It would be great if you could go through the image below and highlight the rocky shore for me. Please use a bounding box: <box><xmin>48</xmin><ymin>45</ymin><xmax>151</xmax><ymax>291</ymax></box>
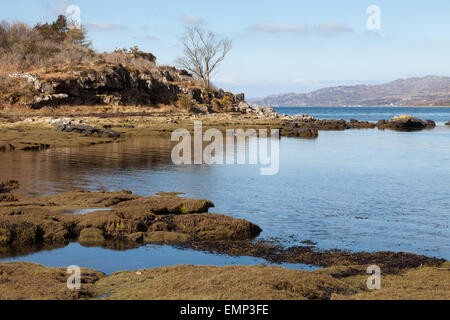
<box><xmin>0</xmin><ymin>187</ymin><xmax>261</xmax><ymax>249</ymax></box>
<box><xmin>0</xmin><ymin>109</ymin><xmax>440</xmax><ymax>153</ymax></box>
<box><xmin>0</xmin><ymin>182</ymin><xmax>448</xmax><ymax>300</ymax></box>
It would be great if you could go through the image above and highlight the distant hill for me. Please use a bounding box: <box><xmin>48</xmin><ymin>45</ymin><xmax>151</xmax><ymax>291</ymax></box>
<box><xmin>252</xmin><ymin>76</ymin><xmax>450</xmax><ymax>107</ymax></box>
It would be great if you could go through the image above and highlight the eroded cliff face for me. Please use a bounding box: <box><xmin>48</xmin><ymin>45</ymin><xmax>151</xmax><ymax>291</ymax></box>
<box><xmin>5</xmin><ymin>63</ymin><xmax>245</xmax><ymax>111</ymax></box>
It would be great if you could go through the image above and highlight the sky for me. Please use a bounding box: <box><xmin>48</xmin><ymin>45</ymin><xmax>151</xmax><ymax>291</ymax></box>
<box><xmin>1</xmin><ymin>0</ymin><xmax>450</xmax><ymax>98</ymax></box>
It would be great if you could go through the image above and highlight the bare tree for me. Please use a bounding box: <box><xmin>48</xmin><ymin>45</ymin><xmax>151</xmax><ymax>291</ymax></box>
<box><xmin>176</xmin><ymin>27</ymin><xmax>232</xmax><ymax>88</ymax></box>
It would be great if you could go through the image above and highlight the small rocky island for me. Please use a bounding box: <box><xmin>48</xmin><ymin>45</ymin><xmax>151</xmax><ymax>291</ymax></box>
<box><xmin>0</xmin><ymin>183</ymin><xmax>261</xmax><ymax>248</ymax></box>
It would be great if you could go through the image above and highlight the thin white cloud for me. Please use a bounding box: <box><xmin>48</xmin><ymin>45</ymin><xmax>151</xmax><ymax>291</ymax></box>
<box><xmin>250</xmin><ymin>22</ymin><xmax>308</xmax><ymax>34</ymax></box>
<box><xmin>143</xmin><ymin>35</ymin><xmax>159</xmax><ymax>41</ymax></box>
<box><xmin>314</xmin><ymin>22</ymin><xmax>353</xmax><ymax>36</ymax></box>
<box><xmin>86</xmin><ymin>22</ymin><xmax>127</xmax><ymax>31</ymax></box>
<box><xmin>250</xmin><ymin>21</ymin><xmax>352</xmax><ymax>37</ymax></box>
<box><xmin>181</xmin><ymin>14</ymin><xmax>204</xmax><ymax>25</ymax></box>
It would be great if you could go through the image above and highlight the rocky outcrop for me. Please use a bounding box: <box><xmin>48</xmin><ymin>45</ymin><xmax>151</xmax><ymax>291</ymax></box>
<box><xmin>0</xmin><ymin>190</ymin><xmax>262</xmax><ymax>248</ymax></box>
<box><xmin>376</xmin><ymin>116</ymin><xmax>436</xmax><ymax>131</ymax></box>
<box><xmin>281</xmin><ymin>124</ymin><xmax>319</xmax><ymax>139</ymax></box>
<box><xmin>7</xmin><ymin>64</ymin><xmax>246</xmax><ymax>112</ymax></box>
<box><xmin>50</xmin><ymin>118</ymin><xmax>121</xmax><ymax>138</ymax></box>
<box><xmin>445</xmin><ymin>121</ymin><xmax>450</xmax><ymax>126</ymax></box>
<box><xmin>233</xmin><ymin>102</ymin><xmax>278</xmax><ymax>118</ymax></box>
<box><xmin>283</xmin><ymin>117</ymin><xmax>376</xmax><ymax>132</ymax></box>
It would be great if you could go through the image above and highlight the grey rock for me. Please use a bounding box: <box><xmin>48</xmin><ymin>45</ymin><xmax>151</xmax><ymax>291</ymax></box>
<box><xmin>377</xmin><ymin>116</ymin><xmax>436</xmax><ymax>131</ymax></box>
<box><xmin>52</xmin><ymin>118</ymin><xmax>121</xmax><ymax>138</ymax></box>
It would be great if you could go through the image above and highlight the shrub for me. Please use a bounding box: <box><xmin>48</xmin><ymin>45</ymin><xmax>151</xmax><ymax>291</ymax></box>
<box><xmin>0</xmin><ymin>16</ymin><xmax>93</xmax><ymax>73</ymax></box>
<box><xmin>102</xmin><ymin>46</ymin><xmax>156</xmax><ymax>72</ymax></box>
<box><xmin>177</xmin><ymin>93</ymin><xmax>194</xmax><ymax>111</ymax></box>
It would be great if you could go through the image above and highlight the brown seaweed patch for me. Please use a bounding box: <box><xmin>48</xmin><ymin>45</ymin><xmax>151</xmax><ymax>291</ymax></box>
<box><xmin>180</xmin><ymin>240</ymin><xmax>445</xmax><ymax>274</ymax></box>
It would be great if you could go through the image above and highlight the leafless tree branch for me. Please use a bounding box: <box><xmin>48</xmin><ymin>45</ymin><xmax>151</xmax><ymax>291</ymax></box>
<box><xmin>176</xmin><ymin>27</ymin><xmax>232</xmax><ymax>88</ymax></box>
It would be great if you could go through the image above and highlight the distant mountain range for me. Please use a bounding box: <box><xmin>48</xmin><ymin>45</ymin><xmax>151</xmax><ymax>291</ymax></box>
<box><xmin>251</xmin><ymin>76</ymin><xmax>450</xmax><ymax>107</ymax></box>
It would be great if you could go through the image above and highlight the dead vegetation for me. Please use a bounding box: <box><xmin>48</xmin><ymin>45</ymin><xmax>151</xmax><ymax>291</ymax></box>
<box><xmin>0</xmin><ymin>262</ymin><xmax>448</xmax><ymax>300</ymax></box>
<box><xmin>0</xmin><ymin>16</ymin><xmax>93</xmax><ymax>74</ymax></box>
<box><xmin>0</xmin><ymin>262</ymin><xmax>103</xmax><ymax>300</ymax></box>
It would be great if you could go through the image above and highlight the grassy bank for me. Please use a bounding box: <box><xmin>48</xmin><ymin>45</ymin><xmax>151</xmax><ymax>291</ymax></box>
<box><xmin>0</xmin><ymin>262</ymin><xmax>448</xmax><ymax>300</ymax></box>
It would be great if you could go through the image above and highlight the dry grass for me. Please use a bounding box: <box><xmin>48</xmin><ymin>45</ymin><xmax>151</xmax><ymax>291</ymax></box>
<box><xmin>0</xmin><ymin>262</ymin><xmax>103</xmax><ymax>300</ymax></box>
<box><xmin>95</xmin><ymin>265</ymin><xmax>352</xmax><ymax>300</ymax></box>
<box><xmin>0</xmin><ymin>262</ymin><xmax>448</xmax><ymax>300</ymax></box>
<box><xmin>0</xmin><ymin>21</ymin><xmax>95</xmax><ymax>74</ymax></box>
<box><xmin>333</xmin><ymin>262</ymin><xmax>450</xmax><ymax>300</ymax></box>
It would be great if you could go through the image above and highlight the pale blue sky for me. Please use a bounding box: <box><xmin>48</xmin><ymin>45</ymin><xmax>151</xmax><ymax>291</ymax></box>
<box><xmin>2</xmin><ymin>0</ymin><xmax>450</xmax><ymax>97</ymax></box>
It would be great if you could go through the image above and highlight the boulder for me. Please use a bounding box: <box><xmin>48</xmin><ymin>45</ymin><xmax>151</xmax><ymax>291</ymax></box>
<box><xmin>232</xmin><ymin>102</ymin><xmax>278</xmax><ymax>118</ymax></box>
<box><xmin>292</xmin><ymin>114</ymin><xmax>318</xmax><ymax>123</ymax></box>
<box><xmin>52</xmin><ymin>118</ymin><xmax>121</xmax><ymax>138</ymax></box>
<box><xmin>235</xmin><ymin>93</ymin><xmax>245</xmax><ymax>102</ymax></box>
<box><xmin>284</xmin><ymin>117</ymin><xmax>376</xmax><ymax>131</ymax></box>
<box><xmin>377</xmin><ymin>116</ymin><xmax>436</xmax><ymax>131</ymax></box>
<box><xmin>259</xmin><ymin>107</ymin><xmax>277</xmax><ymax>118</ymax></box>
<box><xmin>190</xmin><ymin>105</ymin><xmax>209</xmax><ymax>115</ymax></box>
<box><xmin>282</xmin><ymin>125</ymin><xmax>319</xmax><ymax>139</ymax></box>
<box><xmin>31</xmin><ymin>94</ymin><xmax>70</xmax><ymax>109</ymax></box>
<box><xmin>235</xmin><ymin>102</ymin><xmax>252</xmax><ymax>113</ymax></box>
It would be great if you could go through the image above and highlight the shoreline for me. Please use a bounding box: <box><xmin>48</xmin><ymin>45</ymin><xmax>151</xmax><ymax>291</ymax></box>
<box><xmin>272</xmin><ymin>105</ymin><xmax>450</xmax><ymax>108</ymax></box>
<box><xmin>0</xmin><ymin>107</ymin><xmax>443</xmax><ymax>152</ymax></box>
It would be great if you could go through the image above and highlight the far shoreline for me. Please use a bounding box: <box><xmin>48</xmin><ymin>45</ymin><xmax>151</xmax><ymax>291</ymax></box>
<box><xmin>272</xmin><ymin>105</ymin><xmax>450</xmax><ymax>108</ymax></box>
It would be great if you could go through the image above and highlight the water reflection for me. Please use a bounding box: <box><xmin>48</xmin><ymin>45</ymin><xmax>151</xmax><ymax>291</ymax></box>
<box><xmin>0</xmin><ymin>137</ymin><xmax>178</xmax><ymax>196</ymax></box>
<box><xmin>0</xmin><ymin>242</ymin><xmax>318</xmax><ymax>274</ymax></box>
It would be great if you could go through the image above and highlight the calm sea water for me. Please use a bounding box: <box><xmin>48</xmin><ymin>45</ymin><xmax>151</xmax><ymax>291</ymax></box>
<box><xmin>274</xmin><ymin>106</ymin><xmax>450</xmax><ymax>124</ymax></box>
<box><xmin>0</xmin><ymin>107</ymin><xmax>449</xmax><ymax>272</ymax></box>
